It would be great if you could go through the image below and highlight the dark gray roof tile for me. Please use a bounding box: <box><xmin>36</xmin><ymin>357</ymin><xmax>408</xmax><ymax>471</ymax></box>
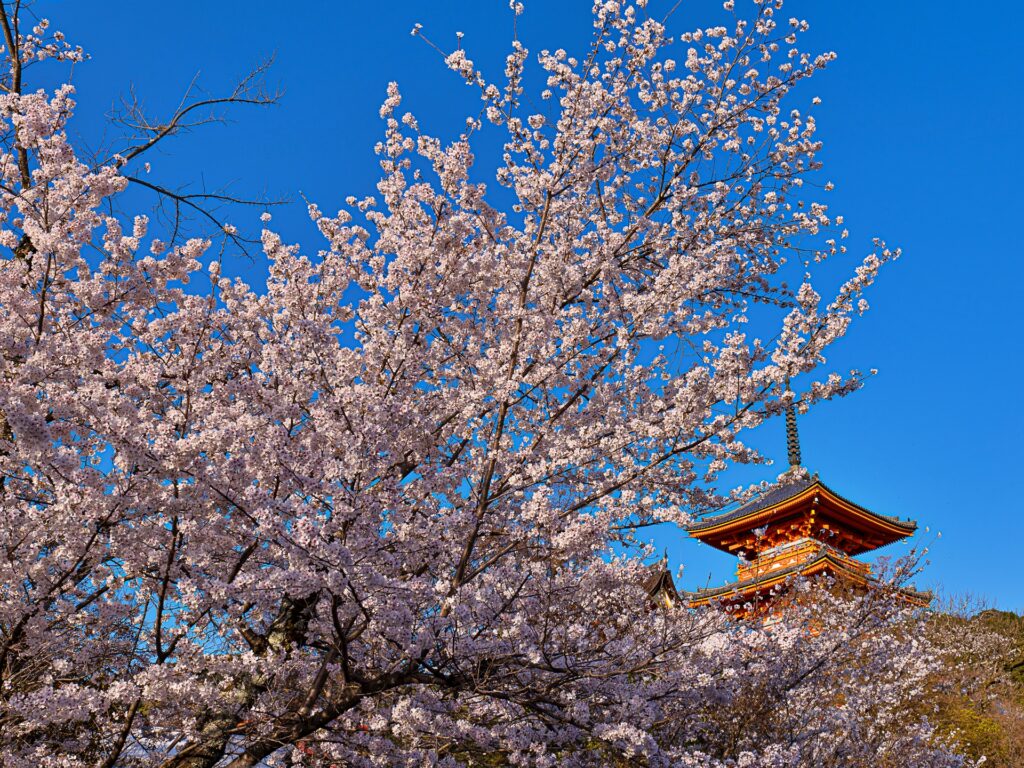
<box><xmin>686</xmin><ymin>475</ymin><xmax>916</xmax><ymax>533</ymax></box>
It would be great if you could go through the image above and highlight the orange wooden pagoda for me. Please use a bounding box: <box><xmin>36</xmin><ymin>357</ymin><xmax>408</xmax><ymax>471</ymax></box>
<box><xmin>684</xmin><ymin>402</ymin><xmax>928</xmax><ymax>611</ymax></box>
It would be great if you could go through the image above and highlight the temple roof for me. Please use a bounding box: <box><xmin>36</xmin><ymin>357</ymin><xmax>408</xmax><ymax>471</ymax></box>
<box><xmin>689</xmin><ymin>475</ymin><xmax>819</xmax><ymax>531</ymax></box>
<box><xmin>642</xmin><ymin>559</ymin><xmax>679</xmax><ymax>606</ymax></box>
<box><xmin>686</xmin><ymin>548</ymin><xmax>931</xmax><ymax>607</ymax></box>
<box><xmin>687</xmin><ymin>475</ymin><xmax>916</xmax><ymax>538</ymax></box>
<box><xmin>688</xmin><ymin>548</ymin><xmax>861</xmax><ymax>602</ymax></box>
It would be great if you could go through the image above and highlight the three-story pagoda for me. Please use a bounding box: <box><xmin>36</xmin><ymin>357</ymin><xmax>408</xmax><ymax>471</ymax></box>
<box><xmin>685</xmin><ymin>401</ymin><xmax>927</xmax><ymax>611</ymax></box>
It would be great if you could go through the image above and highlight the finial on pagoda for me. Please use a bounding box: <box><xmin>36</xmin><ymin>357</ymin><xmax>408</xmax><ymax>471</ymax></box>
<box><xmin>785</xmin><ymin>381</ymin><xmax>801</xmax><ymax>468</ymax></box>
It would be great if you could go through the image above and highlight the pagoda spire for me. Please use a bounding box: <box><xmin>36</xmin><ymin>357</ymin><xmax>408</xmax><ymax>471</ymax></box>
<box><xmin>785</xmin><ymin>382</ymin><xmax>801</xmax><ymax>468</ymax></box>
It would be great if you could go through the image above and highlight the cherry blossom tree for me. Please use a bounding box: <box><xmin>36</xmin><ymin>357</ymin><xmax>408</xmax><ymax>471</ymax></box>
<box><xmin>0</xmin><ymin>1</ymin><xmax>973</xmax><ymax>765</ymax></box>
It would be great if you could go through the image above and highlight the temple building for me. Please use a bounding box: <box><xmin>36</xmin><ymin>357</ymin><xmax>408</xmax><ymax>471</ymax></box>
<box><xmin>642</xmin><ymin>555</ymin><xmax>680</xmax><ymax>609</ymax></box>
<box><xmin>681</xmin><ymin>399</ymin><xmax>929</xmax><ymax>612</ymax></box>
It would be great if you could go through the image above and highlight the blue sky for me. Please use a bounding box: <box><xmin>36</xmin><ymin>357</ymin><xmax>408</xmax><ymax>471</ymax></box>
<box><xmin>46</xmin><ymin>1</ymin><xmax>1023</xmax><ymax>611</ymax></box>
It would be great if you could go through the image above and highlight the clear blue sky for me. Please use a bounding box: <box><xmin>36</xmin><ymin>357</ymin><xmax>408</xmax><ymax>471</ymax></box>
<box><xmin>46</xmin><ymin>1</ymin><xmax>1023</xmax><ymax>611</ymax></box>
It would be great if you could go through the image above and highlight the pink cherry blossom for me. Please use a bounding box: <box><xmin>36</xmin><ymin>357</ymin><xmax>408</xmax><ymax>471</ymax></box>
<box><xmin>0</xmin><ymin>3</ymin><xmax>973</xmax><ymax>767</ymax></box>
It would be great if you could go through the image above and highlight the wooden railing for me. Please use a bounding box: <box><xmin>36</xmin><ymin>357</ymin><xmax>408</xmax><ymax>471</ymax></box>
<box><xmin>736</xmin><ymin>539</ymin><xmax>871</xmax><ymax>582</ymax></box>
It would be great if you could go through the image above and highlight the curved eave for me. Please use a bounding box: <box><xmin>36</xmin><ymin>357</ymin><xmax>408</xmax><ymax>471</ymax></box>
<box><xmin>687</xmin><ymin>481</ymin><xmax>916</xmax><ymax>551</ymax></box>
<box><xmin>686</xmin><ymin>552</ymin><xmax>862</xmax><ymax>606</ymax></box>
<box><xmin>686</xmin><ymin>553</ymin><xmax>930</xmax><ymax>609</ymax></box>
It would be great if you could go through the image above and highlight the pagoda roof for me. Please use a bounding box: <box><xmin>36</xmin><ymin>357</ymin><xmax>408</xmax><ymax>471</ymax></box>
<box><xmin>641</xmin><ymin>560</ymin><xmax>679</xmax><ymax>608</ymax></box>
<box><xmin>686</xmin><ymin>548</ymin><xmax>931</xmax><ymax>608</ymax></box>
<box><xmin>687</xmin><ymin>475</ymin><xmax>916</xmax><ymax>545</ymax></box>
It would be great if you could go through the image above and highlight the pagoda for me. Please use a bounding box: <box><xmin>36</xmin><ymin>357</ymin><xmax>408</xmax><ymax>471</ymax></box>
<box><xmin>685</xmin><ymin>399</ymin><xmax>928</xmax><ymax>612</ymax></box>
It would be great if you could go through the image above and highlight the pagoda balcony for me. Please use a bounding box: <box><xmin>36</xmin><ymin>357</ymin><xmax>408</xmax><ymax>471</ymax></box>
<box><xmin>735</xmin><ymin>538</ymin><xmax>871</xmax><ymax>583</ymax></box>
